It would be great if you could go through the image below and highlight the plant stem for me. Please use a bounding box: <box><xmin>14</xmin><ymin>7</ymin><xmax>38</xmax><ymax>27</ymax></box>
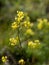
<box><xmin>17</xmin><ymin>25</ymin><xmax>21</xmax><ymax>46</ymax></box>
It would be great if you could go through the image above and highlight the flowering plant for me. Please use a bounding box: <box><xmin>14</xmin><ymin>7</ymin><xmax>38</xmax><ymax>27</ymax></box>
<box><xmin>1</xmin><ymin>11</ymin><xmax>49</xmax><ymax>65</ymax></box>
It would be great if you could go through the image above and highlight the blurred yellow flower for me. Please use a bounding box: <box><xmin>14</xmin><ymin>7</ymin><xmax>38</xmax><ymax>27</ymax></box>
<box><xmin>2</xmin><ymin>56</ymin><xmax>8</xmax><ymax>63</ymax></box>
<box><xmin>23</xmin><ymin>21</ymin><xmax>31</xmax><ymax>27</ymax></box>
<box><xmin>37</xmin><ymin>22</ymin><xmax>43</xmax><ymax>30</ymax></box>
<box><xmin>25</xmin><ymin>29</ymin><xmax>34</xmax><ymax>35</ymax></box>
<box><xmin>43</xmin><ymin>18</ymin><xmax>48</xmax><ymax>23</ymax></box>
<box><xmin>34</xmin><ymin>40</ymin><xmax>40</xmax><ymax>45</ymax></box>
<box><xmin>17</xmin><ymin>11</ymin><xmax>24</xmax><ymax>21</ymax></box>
<box><xmin>11</xmin><ymin>22</ymin><xmax>18</xmax><ymax>29</ymax></box>
<box><xmin>28</xmin><ymin>40</ymin><xmax>40</xmax><ymax>48</ymax></box>
<box><xmin>18</xmin><ymin>59</ymin><xmax>25</xmax><ymax>65</ymax></box>
<box><xmin>34</xmin><ymin>40</ymin><xmax>39</xmax><ymax>43</ymax></box>
<box><xmin>9</xmin><ymin>37</ymin><xmax>19</xmax><ymax>46</ymax></box>
<box><xmin>28</xmin><ymin>41</ymin><xmax>36</xmax><ymax>48</ymax></box>
<box><xmin>37</xmin><ymin>18</ymin><xmax>48</xmax><ymax>30</ymax></box>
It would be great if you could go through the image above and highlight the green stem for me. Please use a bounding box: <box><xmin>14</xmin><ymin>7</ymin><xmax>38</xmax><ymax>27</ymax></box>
<box><xmin>17</xmin><ymin>25</ymin><xmax>21</xmax><ymax>46</ymax></box>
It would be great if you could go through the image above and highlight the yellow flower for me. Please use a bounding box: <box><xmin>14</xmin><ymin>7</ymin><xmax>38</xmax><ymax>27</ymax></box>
<box><xmin>25</xmin><ymin>29</ymin><xmax>34</xmax><ymax>35</ymax></box>
<box><xmin>28</xmin><ymin>41</ymin><xmax>36</xmax><ymax>48</ymax></box>
<box><xmin>17</xmin><ymin>11</ymin><xmax>24</xmax><ymax>21</ymax></box>
<box><xmin>23</xmin><ymin>21</ymin><xmax>31</xmax><ymax>27</ymax></box>
<box><xmin>37</xmin><ymin>19</ymin><xmax>43</xmax><ymax>30</ymax></box>
<box><xmin>18</xmin><ymin>59</ymin><xmax>25</xmax><ymax>65</ymax></box>
<box><xmin>34</xmin><ymin>40</ymin><xmax>40</xmax><ymax>45</ymax></box>
<box><xmin>28</xmin><ymin>41</ymin><xmax>40</xmax><ymax>48</ymax></box>
<box><xmin>34</xmin><ymin>40</ymin><xmax>39</xmax><ymax>43</ymax></box>
<box><xmin>28</xmin><ymin>41</ymin><xmax>33</xmax><ymax>46</ymax></box>
<box><xmin>2</xmin><ymin>56</ymin><xmax>8</xmax><ymax>63</ymax></box>
<box><xmin>11</xmin><ymin>22</ymin><xmax>18</xmax><ymax>29</ymax></box>
<box><xmin>43</xmin><ymin>18</ymin><xmax>48</xmax><ymax>23</ymax></box>
<box><xmin>9</xmin><ymin>37</ymin><xmax>19</xmax><ymax>46</ymax></box>
<box><xmin>37</xmin><ymin>18</ymin><xmax>48</xmax><ymax>30</ymax></box>
<box><xmin>37</xmin><ymin>22</ymin><xmax>43</xmax><ymax>30</ymax></box>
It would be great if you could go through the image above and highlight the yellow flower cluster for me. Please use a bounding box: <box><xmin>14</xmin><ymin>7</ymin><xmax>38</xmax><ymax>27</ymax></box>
<box><xmin>23</xmin><ymin>20</ymin><xmax>34</xmax><ymax>28</ymax></box>
<box><xmin>9</xmin><ymin>37</ymin><xmax>19</xmax><ymax>46</ymax></box>
<box><xmin>23</xmin><ymin>21</ymin><xmax>31</xmax><ymax>27</ymax></box>
<box><xmin>11</xmin><ymin>22</ymin><xmax>18</xmax><ymax>29</ymax></box>
<box><xmin>2</xmin><ymin>56</ymin><xmax>8</xmax><ymax>63</ymax></box>
<box><xmin>43</xmin><ymin>18</ymin><xmax>48</xmax><ymax>23</ymax></box>
<box><xmin>28</xmin><ymin>40</ymin><xmax>40</xmax><ymax>48</ymax></box>
<box><xmin>25</xmin><ymin>29</ymin><xmax>34</xmax><ymax>35</ymax></box>
<box><xmin>11</xmin><ymin>11</ymin><xmax>24</xmax><ymax>30</ymax></box>
<box><xmin>28</xmin><ymin>41</ymin><xmax>36</xmax><ymax>48</ymax></box>
<box><xmin>37</xmin><ymin>19</ymin><xmax>43</xmax><ymax>30</ymax></box>
<box><xmin>18</xmin><ymin>59</ymin><xmax>25</xmax><ymax>65</ymax></box>
<box><xmin>17</xmin><ymin>11</ymin><xmax>24</xmax><ymax>22</ymax></box>
<box><xmin>37</xmin><ymin>18</ymin><xmax>48</xmax><ymax>30</ymax></box>
<box><xmin>34</xmin><ymin>40</ymin><xmax>40</xmax><ymax>43</ymax></box>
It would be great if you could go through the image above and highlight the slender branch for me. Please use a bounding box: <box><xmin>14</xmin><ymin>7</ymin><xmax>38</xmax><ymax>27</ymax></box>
<box><xmin>17</xmin><ymin>24</ymin><xmax>21</xmax><ymax>47</ymax></box>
